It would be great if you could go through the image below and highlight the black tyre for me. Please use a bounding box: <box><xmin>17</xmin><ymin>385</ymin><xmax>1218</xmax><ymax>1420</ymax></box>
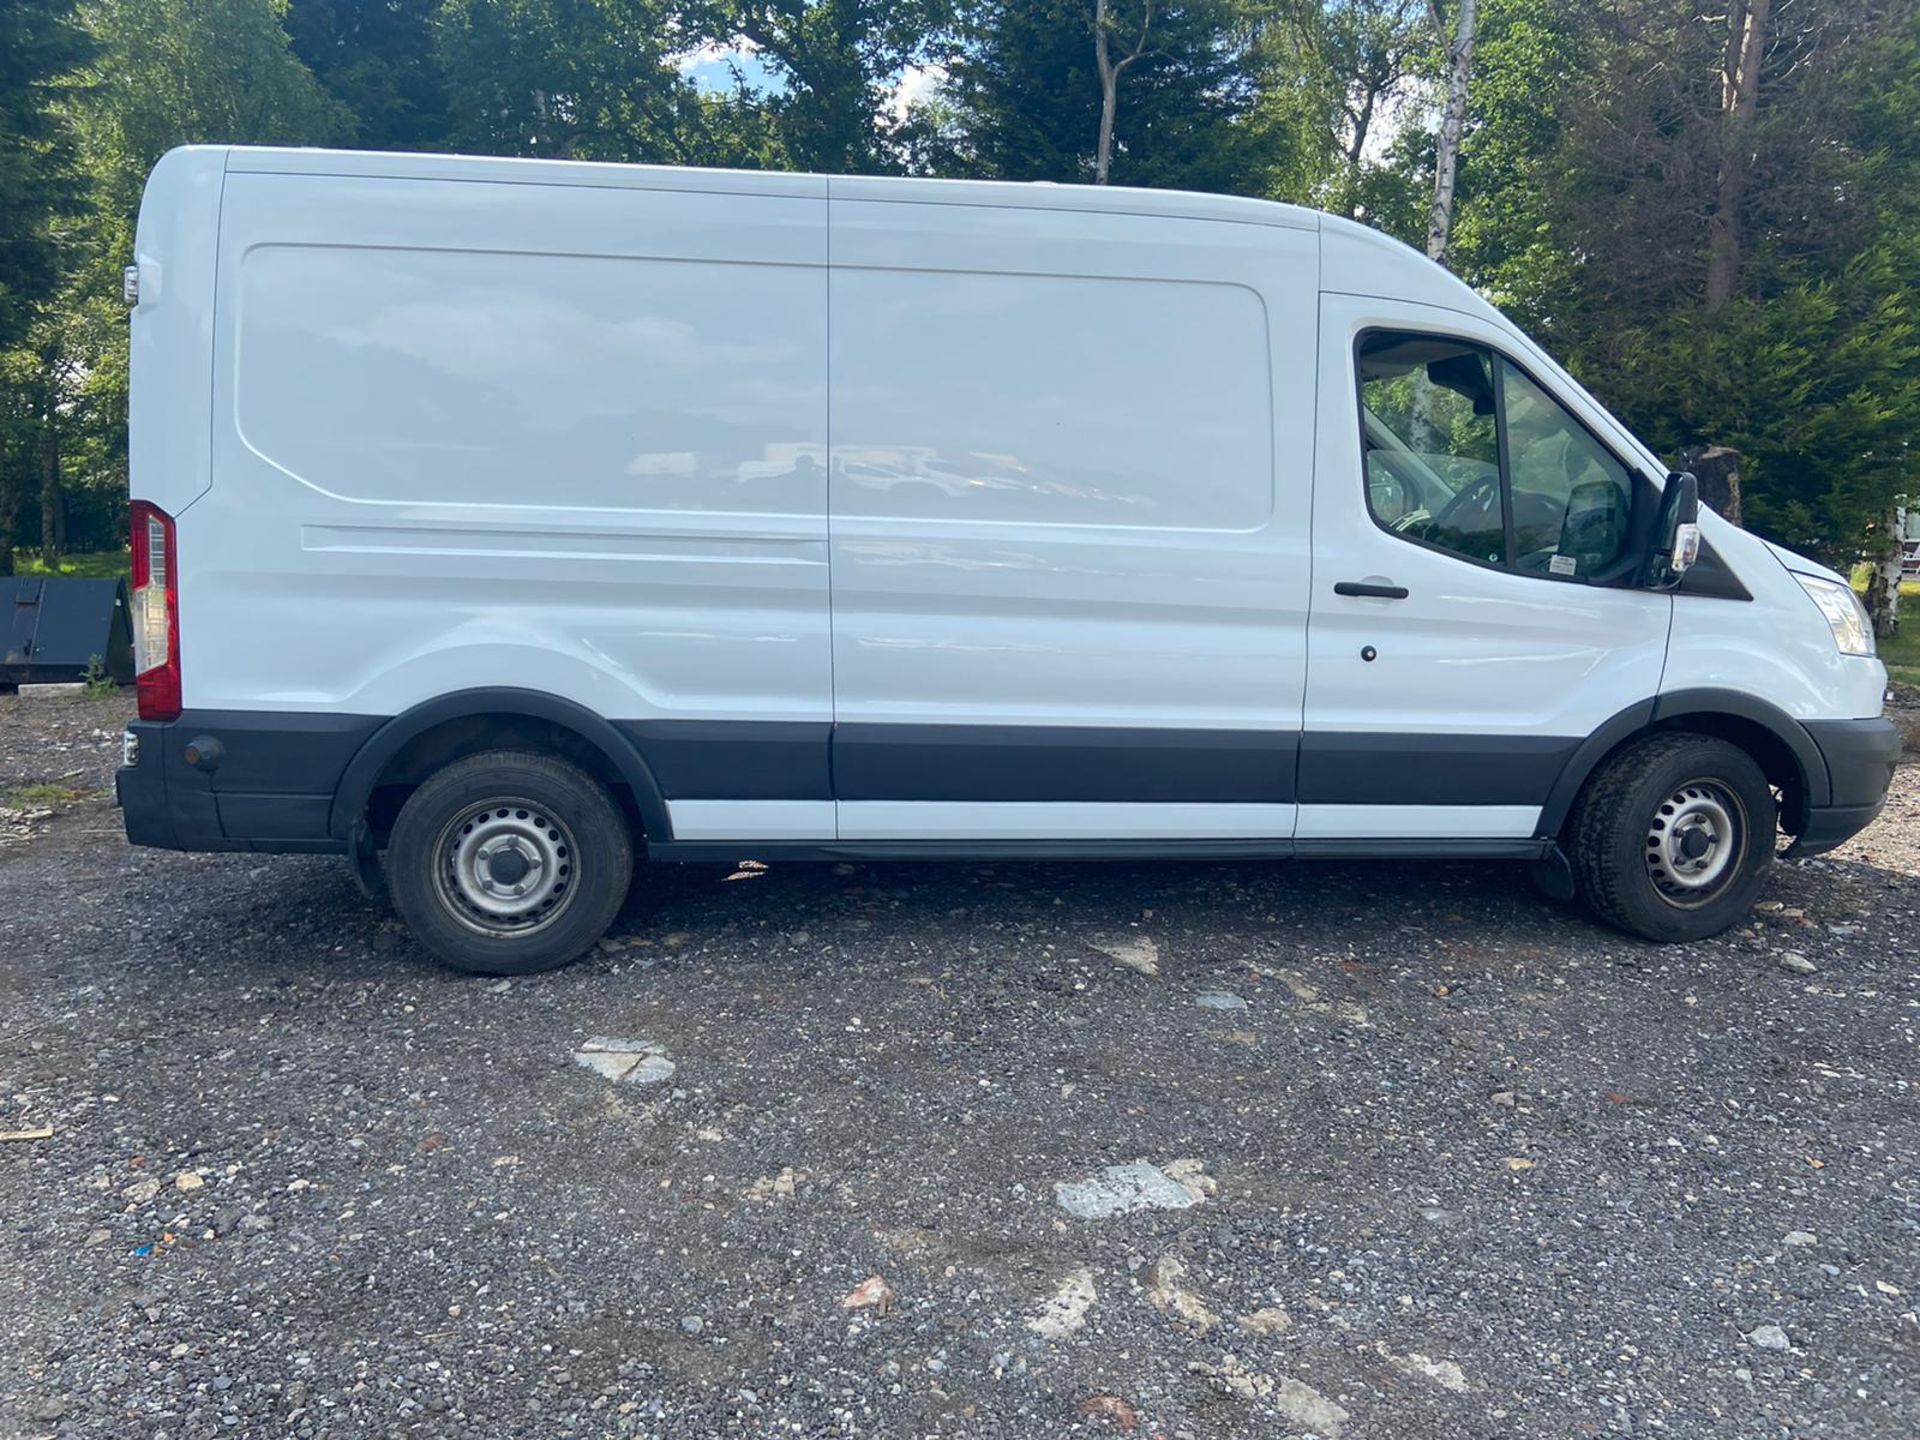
<box><xmin>387</xmin><ymin>750</ymin><xmax>632</xmax><ymax>975</ymax></box>
<box><xmin>1568</xmin><ymin>733</ymin><xmax>1775</xmax><ymax>942</ymax></box>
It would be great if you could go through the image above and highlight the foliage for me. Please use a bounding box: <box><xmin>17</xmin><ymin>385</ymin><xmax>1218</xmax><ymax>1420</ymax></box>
<box><xmin>77</xmin><ymin>0</ymin><xmax>354</xmax><ymax>221</ymax></box>
<box><xmin>733</xmin><ymin>0</ymin><xmax>955</xmax><ymax>172</ymax></box>
<box><xmin>0</xmin><ymin>0</ymin><xmax>1915</xmax><ymax>574</ymax></box>
<box><xmin>81</xmin><ymin>651</ymin><xmax>117</xmax><ymax>696</ymax></box>
<box><xmin>1445</xmin><ymin>0</ymin><xmax>1920</xmax><ymax>568</ymax></box>
<box><xmin>0</xmin><ymin>0</ymin><xmax>95</xmax><ymax>573</ymax></box>
<box><xmin>0</xmin><ymin>0</ymin><xmax>355</xmax><ymax>573</ymax></box>
<box><xmin>286</xmin><ymin>0</ymin><xmax>452</xmax><ymax>150</ymax></box>
<box><xmin>940</xmin><ymin>0</ymin><xmax>1279</xmax><ymax>194</ymax></box>
<box><xmin>0</xmin><ymin>0</ymin><xmax>95</xmax><ymax>352</ymax></box>
<box><xmin>435</xmin><ymin>0</ymin><xmax>715</xmax><ymax>162</ymax></box>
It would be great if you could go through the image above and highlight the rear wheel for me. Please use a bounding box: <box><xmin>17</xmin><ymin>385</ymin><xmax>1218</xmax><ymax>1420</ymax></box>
<box><xmin>387</xmin><ymin>750</ymin><xmax>632</xmax><ymax>975</ymax></box>
<box><xmin>1568</xmin><ymin>733</ymin><xmax>1775</xmax><ymax>942</ymax></box>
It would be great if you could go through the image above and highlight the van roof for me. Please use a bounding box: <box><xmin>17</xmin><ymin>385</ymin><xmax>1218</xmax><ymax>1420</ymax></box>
<box><xmin>219</xmin><ymin>145</ymin><xmax>1321</xmax><ymax>232</ymax></box>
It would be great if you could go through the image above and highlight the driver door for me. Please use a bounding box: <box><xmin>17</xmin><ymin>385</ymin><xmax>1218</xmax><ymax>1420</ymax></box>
<box><xmin>1299</xmin><ymin>294</ymin><xmax>1672</xmax><ymax>841</ymax></box>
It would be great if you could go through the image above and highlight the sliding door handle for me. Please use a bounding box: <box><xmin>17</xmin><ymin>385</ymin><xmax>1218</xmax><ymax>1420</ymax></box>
<box><xmin>1333</xmin><ymin>581</ymin><xmax>1409</xmax><ymax>599</ymax></box>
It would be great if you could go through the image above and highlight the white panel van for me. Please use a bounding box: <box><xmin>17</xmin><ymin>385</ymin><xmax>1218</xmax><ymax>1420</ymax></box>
<box><xmin>115</xmin><ymin>146</ymin><xmax>1900</xmax><ymax>974</ymax></box>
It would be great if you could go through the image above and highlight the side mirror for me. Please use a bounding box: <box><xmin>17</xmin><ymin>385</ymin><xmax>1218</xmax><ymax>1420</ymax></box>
<box><xmin>1643</xmin><ymin>471</ymin><xmax>1700</xmax><ymax>589</ymax></box>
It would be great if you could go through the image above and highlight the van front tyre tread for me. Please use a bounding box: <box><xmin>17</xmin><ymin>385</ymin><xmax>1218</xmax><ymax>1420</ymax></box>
<box><xmin>387</xmin><ymin>750</ymin><xmax>632</xmax><ymax>975</ymax></box>
<box><xmin>1569</xmin><ymin>733</ymin><xmax>1774</xmax><ymax>943</ymax></box>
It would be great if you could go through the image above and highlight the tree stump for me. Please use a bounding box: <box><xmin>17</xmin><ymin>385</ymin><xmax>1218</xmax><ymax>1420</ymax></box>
<box><xmin>1684</xmin><ymin>446</ymin><xmax>1743</xmax><ymax>526</ymax></box>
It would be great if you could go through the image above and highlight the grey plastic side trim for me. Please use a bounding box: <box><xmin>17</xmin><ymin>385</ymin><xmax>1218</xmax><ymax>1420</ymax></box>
<box><xmin>1534</xmin><ymin>700</ymin><xmax>1658</xmax><ymax>837</ymax></box>
<box><xmin>1533</xmin><ymin>689</ymin><xmax>1830</xmax><ymax>839</ymax></box>
<box><xmin>329</xmin><ymin>688</ymin><xmax>673</xmax><ymax>844</ymax></box>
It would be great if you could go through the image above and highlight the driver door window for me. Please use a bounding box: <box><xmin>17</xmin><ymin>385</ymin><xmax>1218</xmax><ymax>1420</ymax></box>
<box><xmin>1358</xmin><ymin>331</ymin><xmax>1634</xmax><ymax>580</ymax></box>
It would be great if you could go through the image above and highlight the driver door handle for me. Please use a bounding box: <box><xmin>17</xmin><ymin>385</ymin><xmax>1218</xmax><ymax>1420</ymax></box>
<box><xmin>1334</xmin><ymin>581</ymin><xmax>1410</xmax><ymax>599</ymax></box>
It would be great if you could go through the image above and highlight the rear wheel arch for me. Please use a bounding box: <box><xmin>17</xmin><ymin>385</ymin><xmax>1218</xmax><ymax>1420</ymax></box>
<box><xmin>329</xmin><ymin>689</ymin><xmax>669</xmax><ymax>847</ymax></box>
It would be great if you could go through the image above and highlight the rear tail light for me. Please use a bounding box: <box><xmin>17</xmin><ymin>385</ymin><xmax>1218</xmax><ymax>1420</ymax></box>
<box><xmin>129</xmin><ymin>499</ymin><xmax>181</xmax><ymax>720</ymax></box>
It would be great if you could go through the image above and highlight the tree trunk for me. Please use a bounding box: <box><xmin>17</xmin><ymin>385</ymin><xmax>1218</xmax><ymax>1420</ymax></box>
<box><xmin>1094</xmin><ymin>0</ymin><xmax>1151</xmax><ymax>185</ymax></box>
<box><xmin>1344</xmin><ymin>83</ymin><xmax>1379</xmax><ymax>214</ymax></box>
<box><xmin>1095</xmin><ymin>2</ymin><xmax>1116</xmax><ymax>185</ymax></box>
<box><xmin>1706</xmin><ymin>0</ymin><xmax>1769</xmax><ymax>311</ymax></box>
<box><xmin>1865</xmin><ymin>502</ymin><xmax>1907</xmax><ymax>641</ymax></box>
<box><xmin>0</xmin><ymin>439</ymin><xmax>20</xmax><ymax>578</ymax></box>
<box><xmin>38</xmin><ymin>372</ymin><xmax>64</xmax><ymax>565</ymax></box>
<box><xmin>1684</xmin><ymin>445</ymin><xmax>1744</xmax><ymax>527</ymax></box>
<box><xmin>1426</xmin><ymin>0</ymin><xmax>1477</xmax><ymax>265</ymax></box>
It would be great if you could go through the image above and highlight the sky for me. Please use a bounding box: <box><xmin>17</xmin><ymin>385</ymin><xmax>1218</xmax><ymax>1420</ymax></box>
<box><xmin>675</xmin><ymin>41</ymin><xmax>783</xmax><ymax>95</ymax></box>
<box><xmin>675</xmin><ymin>42</ymin><xmax>945</xmax><ymax>123</ymax></box>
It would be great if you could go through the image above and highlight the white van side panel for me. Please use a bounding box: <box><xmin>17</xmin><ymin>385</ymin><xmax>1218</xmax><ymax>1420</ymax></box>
<box><xmin>1666</xmin><ymin>512</ymin><xmax>1888</xmax><ymax>720</ymax></box>
<box><xmin>190</xmin><ymin>171</ymin><xmax>832</xmax><ymax>740</ymax></box>
<box><xmin>828</xmin><ymin>195</ymin><xmax>1318</xmax><ymax>838</ymax></box>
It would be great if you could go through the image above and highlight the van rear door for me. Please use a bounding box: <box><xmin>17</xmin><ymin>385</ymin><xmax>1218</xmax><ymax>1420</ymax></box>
<box><xmin>129</xmin><ymin>146</ymin><xmax>227</xmax><ymax>519</ymax></box>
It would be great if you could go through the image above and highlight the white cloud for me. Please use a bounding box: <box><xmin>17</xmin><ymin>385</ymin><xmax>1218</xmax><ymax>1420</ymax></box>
<box><xmin>670</xmin><ymin>39</ymin><xmax>762</xmax><ymax>77</ymax></box>
<box><xmin>886</xmin><ymin>64</ymin><xmax>947</xmax><ymax>125</ymax></box>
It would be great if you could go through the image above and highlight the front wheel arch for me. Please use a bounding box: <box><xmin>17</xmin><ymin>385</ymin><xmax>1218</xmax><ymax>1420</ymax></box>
<box><xmin>1537</xmin><ymin>692</ymin><xmax>1825</xmax><ymax>841</ymax></box>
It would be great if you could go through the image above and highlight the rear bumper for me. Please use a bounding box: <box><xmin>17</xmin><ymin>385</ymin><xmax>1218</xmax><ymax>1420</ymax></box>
<box><xmin>1788</xmin><ymin>717</ymin><xmax>1903</xmax><ymax>856</ymax></box>
<box><xmin>116</xmin><ymin>711</ymin><xmax>380</xmax><ymax>854</ymax></box>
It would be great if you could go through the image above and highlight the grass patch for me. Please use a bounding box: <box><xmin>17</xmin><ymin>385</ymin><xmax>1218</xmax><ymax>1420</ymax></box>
<box><xmin>1841</xmin><ymin>566</ymin><xmax>1920</xmax><ymax>684</ymax></box>
<box><xmin>1877</xmin><ymin>624</ymin><xmax>1920</xmax><ymax>689</ymax></box>
<box><xmin>3</xmin><ymin>782</ymin><xmax>93</xmax><ymax>809</ymax></box>
<box><xmin>15</xmin><ymin>550</ymin><xmax>131</xmax><ymax>583</ymax></box>
<box><xmin>1847</xmin><ymin>562</ymin><xmax>1920</xmax><ymax>599</ymax></box>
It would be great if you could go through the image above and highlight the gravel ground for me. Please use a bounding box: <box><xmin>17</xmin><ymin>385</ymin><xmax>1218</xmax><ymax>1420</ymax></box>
<box><xmin>2</xmin><ymin>693</ymin><xmax>1916</xmax><ymax>1439</ymax></box>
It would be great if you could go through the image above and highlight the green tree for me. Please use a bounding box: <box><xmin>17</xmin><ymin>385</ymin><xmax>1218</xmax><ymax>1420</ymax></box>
<box><xmin>1322</xmin><ymin>0</ymin><xmax>1426</xmax><ymax>216</ymax></box>
<box><xmin>731</xmin><ymin>0</ymin><xmax>955</xmax><ymax>173</ymax></box>
<box><xmin>1438</xmin><ymin>0</ymin><xmax>1583</xmax><ymax>317</ymax></box>
<box><xmin>434</xmin><ymin>0</ymin><xmax>774</xmax><ymax>166</ymax></box>
<box><xmin>14</xmin><ymin>0</ymin><xmax>352</xmax><ymax>569</ymax></box>
<box><xmin>1442</xmin><ymin>0</ymin><xmax>1920</xmax><ymax>573</ymax></box>
<box><xmin>2</xmin><ymin>0</ymin><xmax>1910</xmax><ymax>590</ymax></box>
<box><xmin>940</xmin><ymin>0</ymin><xmax>1275</xmax><ymax>194</ymax></box>
<box><xmin>1240</xmin><ymin>0</ymin><xmax>1431</xmax><ymax>218</ymax></box>
<box><xmin>0</xmin><ymin>0</ymin><xmax>94</xmax><ymax>351</ymax></box>
<box><xmin>0</xmin><ymin>0</ymin><xmax>95</xmax><ymax>573</ymax></box>
<box><xmin>76</xmin><ymin>0</ymin><xmax>353</xmax><ymax>221</ymax></box>
<box><xmin>286</xmin><ymin>0</ymin><xmax>453</xmax><ymax>150</ymax></box>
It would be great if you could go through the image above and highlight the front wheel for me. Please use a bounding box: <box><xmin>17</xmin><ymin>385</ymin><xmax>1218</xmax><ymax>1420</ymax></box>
<box><xmin>1568</xmin><ymin>733</ymin><xmax>1775</xmax><ymax>942</ymax></box>
<box><xmin>387</xmin><ymin>750</ymin><xmax>633</xmax><ymax>975</ymax></box>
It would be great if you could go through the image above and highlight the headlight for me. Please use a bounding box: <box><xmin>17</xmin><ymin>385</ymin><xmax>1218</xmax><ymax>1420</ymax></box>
<box><xmin>1794</xmin><ymin>573</ymin><xmax>1876</xmax><ymax>657</ymax></box>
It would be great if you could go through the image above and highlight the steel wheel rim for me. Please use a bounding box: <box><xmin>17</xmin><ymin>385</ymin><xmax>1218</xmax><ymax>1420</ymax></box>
<box><xmin>1645</xmin><ymin>779</ymin><xmax>1745</xmax><ymax>908</ymax></box>
<box><xmin>433</xmin><ymin>798</ymin><xmax>578</xmax><ymax>937</ymax></box>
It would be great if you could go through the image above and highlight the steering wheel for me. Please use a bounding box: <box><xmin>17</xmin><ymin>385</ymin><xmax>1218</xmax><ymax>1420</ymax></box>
<box><xmin>1433</xmin><ymin>473</ymin><xmax>1501</xmax><ymax>532</ymax></box>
